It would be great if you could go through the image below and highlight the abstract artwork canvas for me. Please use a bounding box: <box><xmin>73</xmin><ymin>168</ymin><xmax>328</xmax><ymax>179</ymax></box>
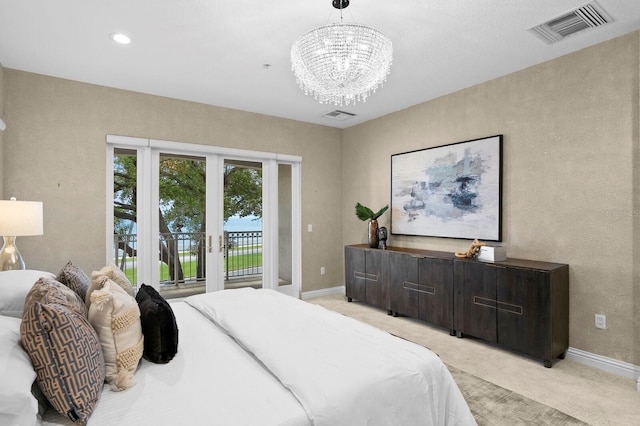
<box><xmin>391</xmin><ymin>135</ymin><xmax>503</xmax><ymax>241</ymax></box>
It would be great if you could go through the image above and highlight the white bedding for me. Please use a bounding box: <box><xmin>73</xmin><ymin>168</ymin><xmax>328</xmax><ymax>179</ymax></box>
<box><xmin>186</xmin><ymin>288</ymin><xmax>476</xmax><ymax>426</ymax></box>
<box><xmin>42</xmin><ymin>302</ymin><xmax>310</xmax><ymax>426</ymax></box>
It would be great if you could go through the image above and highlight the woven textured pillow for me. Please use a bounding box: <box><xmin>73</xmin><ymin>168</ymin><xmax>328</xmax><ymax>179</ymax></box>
<box><xmin>23</xmin><ymin>277</ymin><xmax>87</xmax><ymax>318</ymax></box>
<box><xmin>136</xmin><ymin>284</ymin><xmax>179</xmax><ymax>364</ymax></box>
<box><xmin>56</xmin><ymin>261</ymin><xmax>90</xmax><ymax>302</ymax></box>
<box><xmin>20</xmin><ymin>302</ymin><xmax>104</xmax><ymax>424</ymax></box>
<box><xmin>87</xmin><ymin>264</ymin><xmax>135</xmax><ymax>309</ymax></box>
<box><xmin>89</xmin><ymin>277</ymin><xmax>143</xmax><ymax>391</ymax></box>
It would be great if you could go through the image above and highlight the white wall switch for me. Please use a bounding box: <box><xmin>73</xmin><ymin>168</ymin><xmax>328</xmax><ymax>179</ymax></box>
<box><xmin>320</xmin><ymin>266</ymin><xmax>326</xmax><ymax>275</ymax></box>
<box><xmin>307</xmin><ymin>224</ymin><xmax>313</xmax><ymax>232</ymax></box>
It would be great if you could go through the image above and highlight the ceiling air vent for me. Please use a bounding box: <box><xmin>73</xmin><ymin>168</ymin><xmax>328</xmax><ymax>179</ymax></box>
<box><xmin>529</xmin><ymin>1</ymin><xmax>613</xmax><ymax>44</ymax></box>
<box><xmin>322</xmin><ymin>110</ymin><xmax>356</xmax><ymax>121</ymax></box>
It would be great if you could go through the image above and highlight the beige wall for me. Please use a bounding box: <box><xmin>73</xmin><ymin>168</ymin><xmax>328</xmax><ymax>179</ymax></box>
<box><xmin>343</xmin><ymin>32</ymin><xmax>640</xmax><ymax>365</ymax></box>
<box><xmin>2</xmin><ymin>70</ymin><xmax>343</xmax><ymax>293</ymax></box>
<box><xmin>3</xmin><ymin>31</ymin><xmax>639</xmax><ymax>366</ymax></box>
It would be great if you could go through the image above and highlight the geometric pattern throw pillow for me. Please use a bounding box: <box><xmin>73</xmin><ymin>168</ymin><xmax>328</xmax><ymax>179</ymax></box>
<box><xmin>20</xmin><ymin>302</ymin><xmax>105</xmax><ymax>424</ymax></box>
<box><xmin>23</xmin><ymin>276</ymin><xmax>87</xmax><ymax>318</ymax></box>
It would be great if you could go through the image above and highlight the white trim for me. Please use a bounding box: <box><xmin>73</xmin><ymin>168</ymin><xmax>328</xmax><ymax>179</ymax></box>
<box><xmin>105</xmin><ymin>146</ymin><xmax>115</xmax><ymax>265</ymax></box>
<box><xmin>106</xmin><ymin>136</ymin><xmax>304</xmax><ymax>163</ymax></box>
<box><xmin>291</xmin><ymin>162</ymin><xmax>302</xmax><ymax>298</ymax></box>
<box><xmin>276</xmin><ymin>153</ymin><xmax>302</xmax><ymax>163</ymax></box>
<box><xmin>147</xmin><ymin>148</ymin><xmax>159</xmax><ymax>288</ymax></box>
<box><xmin>566</xmin><ymin>347</ymin><xmax>640</xmax><ymax>391</ymax></box>
<box><xmin>207</xmin><ymin>154</ymin><xmax>223</xmax><ymax>293</ymax></box>
<box><xmin>262</xmin><ymin>158</ymin><xmax>276</xmax><ymax>290</ymax></box>
<box><xmin>106</xmin><ymin>134</ymin><xmax>148</xmax><ymax>146</ymax></box>
<box><xmin>301</xmin><ymin>285</ymin><xmax>345</xmax><ymax>300</ymax></box>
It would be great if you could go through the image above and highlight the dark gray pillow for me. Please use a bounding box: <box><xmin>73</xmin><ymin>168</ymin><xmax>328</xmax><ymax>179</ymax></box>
<box><xmin>135</xmin><ymin>284</ymin><xmax>179</xmax><ymax>364</ymax></box>
<box><xmin>56</xmin><ymin>261</ymin><xmax>90</xmax><ymax>302</ymax></box>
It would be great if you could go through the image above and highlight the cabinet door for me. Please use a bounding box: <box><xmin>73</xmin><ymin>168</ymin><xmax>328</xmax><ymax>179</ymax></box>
<box><xmin>364</xmin><ymin>249</ymin><xmax>389</xmax><ymax>309</ymax></box>
<box><xmin>497</xmin><ymin>267</ymin><xmax>549</xmax><ymax>359</ymax></box>
<box><xmin>345</xmin><ymin>246</ymin><xmax>366</xmax><ymax>302</ymax></box>
<box><xmin>418</xmin><ymin>257</ymin><xmax>453</xmax><ymax>329</ymax></box>
<box><xmin>455</xmin><ymin>261</ymin><xmax>497</xmax><ymax>343</ymax></box>
<box><xmin>389</xmin><ymin>252</ymin><xmax>419</xmax><ymax>317</ymax></box>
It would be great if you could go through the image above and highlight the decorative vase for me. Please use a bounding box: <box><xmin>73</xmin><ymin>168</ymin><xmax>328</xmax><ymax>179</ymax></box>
<box><xmin>368</xmin><ymin>219</ymin><xmax>379</xmax><ymax>248</ymax></box>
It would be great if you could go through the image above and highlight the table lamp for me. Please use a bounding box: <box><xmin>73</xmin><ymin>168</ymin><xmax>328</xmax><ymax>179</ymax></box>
<box><xmin>0</xmin><ymin>197</ymin><xmax>43</xmax><ymax>270</ymax></box>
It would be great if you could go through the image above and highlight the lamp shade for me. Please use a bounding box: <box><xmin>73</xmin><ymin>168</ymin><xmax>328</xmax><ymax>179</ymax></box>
<box><xmin>0</xmin><ymin>199</ymin><xmax>43</xmax><ymax>236</ymax></box>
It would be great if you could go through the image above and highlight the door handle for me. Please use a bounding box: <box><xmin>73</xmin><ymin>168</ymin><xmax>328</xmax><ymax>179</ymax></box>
<box><xmin>219</xmin><ymin>235</ymin><xmax>225</xmax><ymax>253</ymax></box>
<box><xmin>208</xmin><ymin>235</ymin><xmax>213</xmax><ymax>253</ymax></box>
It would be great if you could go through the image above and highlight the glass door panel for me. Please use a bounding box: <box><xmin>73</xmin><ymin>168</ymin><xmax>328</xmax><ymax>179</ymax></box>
<box><xmin>157</xmin><ymin>153</ymin><xmax>207</xmax><ymax>299</ymax></box>
<box><xmin>113</xmin><ymin>148</ymin><xmax>139</xmax><ymax>288</ymax></box>
<box><xmin>278</xmin><ymin>164</ymin><xmax>293</xmax><ymax>288</ymax></box>
<box><xmin>223</xmin><ymin>160</ymin><xmax>263</xmax><ymax>290</ymax></box>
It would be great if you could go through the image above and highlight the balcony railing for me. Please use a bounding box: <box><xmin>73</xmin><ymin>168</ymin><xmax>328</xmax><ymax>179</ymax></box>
<box><xmin>113</xmin><ymin>230</ymin><xmax>262</xmax><ymax>286</ymax></box>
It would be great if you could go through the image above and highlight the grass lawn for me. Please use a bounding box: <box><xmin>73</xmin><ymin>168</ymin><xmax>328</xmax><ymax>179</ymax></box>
<box><xmin>123</xmin><ymin>252</ymin><xmax>262</xmax><ymax>283</ymax></box>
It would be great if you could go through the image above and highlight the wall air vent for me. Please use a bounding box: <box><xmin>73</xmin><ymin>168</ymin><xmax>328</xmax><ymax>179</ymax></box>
<box><xmin>529</xmin><ymin>1</ymin><xmax>613</xmax><ymax>44</ymax></box>
<box><xmin>322</xmin><ymin>110</ymin><xmax>356</xmax><ymax>121</ymax></box>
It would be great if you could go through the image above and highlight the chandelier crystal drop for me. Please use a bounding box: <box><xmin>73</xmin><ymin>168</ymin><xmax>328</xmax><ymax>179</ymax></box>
<box><xmin>291</xmin><ymin>5</ymin><xmax>392</xmax><ymax>106</ymax></box>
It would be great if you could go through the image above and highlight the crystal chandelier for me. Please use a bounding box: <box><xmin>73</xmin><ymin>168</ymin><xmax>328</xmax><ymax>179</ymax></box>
<box><xmin>291</xmin><ymin>0</ymin><xmax>392</xmax><ymax>106</ymax></box>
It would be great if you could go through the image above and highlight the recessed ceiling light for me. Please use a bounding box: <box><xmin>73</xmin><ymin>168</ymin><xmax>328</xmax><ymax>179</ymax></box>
<box><xmin>110</xmin><ymin>33</ymin><xmax>131</xmax><ymax>45</ymax></box>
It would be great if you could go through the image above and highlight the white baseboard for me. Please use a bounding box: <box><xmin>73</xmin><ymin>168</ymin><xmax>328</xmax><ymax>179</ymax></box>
<box><xmin>566</xmin><ymin>347</ymin><xmax>640</xmax><ymax>391</ymax></box>
<box><xmin>301</xmin><ymin>285</ymin><xmax>345</xmax><ymax>300</ymax></box>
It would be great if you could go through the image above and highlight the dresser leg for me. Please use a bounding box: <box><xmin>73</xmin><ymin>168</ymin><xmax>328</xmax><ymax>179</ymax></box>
<box><xmin>557</xmin><ymin>352</ymin><xmax>566</xmax><ymax>360</ymax></box>
<box><xmin>544</xmin><ymin>359</ymin><xmax>553</xmax><ymax>368</ymax></box>
<box><xmin>347</xmin><ymin>297</ymin><xmax>352</xmax><ymax>302</ymax></box>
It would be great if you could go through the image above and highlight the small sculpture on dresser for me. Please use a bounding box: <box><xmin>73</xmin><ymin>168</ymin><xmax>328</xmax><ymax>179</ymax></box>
<box><xmin>378</xmin><ymin>227</ymin><xmax>388</xmax><ymax>250</ymax></box>
<box><xmin>454</xmin><ymin>238</ymin><xmax>486</xmax><ymax>259</ymax></box>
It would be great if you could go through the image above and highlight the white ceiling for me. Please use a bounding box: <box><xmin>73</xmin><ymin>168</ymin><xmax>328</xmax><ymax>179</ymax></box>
<box><xmin>1</xmin><ymin>0</ymin><xmax>639</xmax><ymax>129</ymax></box>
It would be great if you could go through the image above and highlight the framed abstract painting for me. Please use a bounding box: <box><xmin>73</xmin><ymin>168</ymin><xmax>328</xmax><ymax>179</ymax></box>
<box><xmin>390</xmin><ymin>135</ymin><xmax>503</xmax><ymax>241</ymax></box>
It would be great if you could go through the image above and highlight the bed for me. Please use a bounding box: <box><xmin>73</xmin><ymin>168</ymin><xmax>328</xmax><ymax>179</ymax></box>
<box><xmin>1</xmin><ymin>269</ymin><xmax>476</xmax><ymax>426</ymax></box>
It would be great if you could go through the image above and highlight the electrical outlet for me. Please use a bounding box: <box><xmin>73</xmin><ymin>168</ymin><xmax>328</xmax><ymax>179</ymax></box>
<box><xmin>320</xmin><ymin>267</ymin><xmax>326</xmax><ymax>275</ymax></box>
<box><xmin>595</xmin><ymin>314</ymin><xmax>606</xmax><ymax>329</ymax></box>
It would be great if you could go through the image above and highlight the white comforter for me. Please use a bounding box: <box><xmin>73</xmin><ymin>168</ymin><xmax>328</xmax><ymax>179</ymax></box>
<box><xmin>185</xmin><ymin>288</ymin><xmax>476</xmax><ymax>426</ymax></box>
<box><xmin>42</xmin><ymin>302</ymin><xmax>309</xmax><ymax>426</ymax></box>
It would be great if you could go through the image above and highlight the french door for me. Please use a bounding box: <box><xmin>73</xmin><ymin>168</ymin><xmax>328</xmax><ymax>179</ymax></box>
<box><xmin>106</xmin><ymin>135</ymin><xmax>301</xmax><ymax>298</ymax></box>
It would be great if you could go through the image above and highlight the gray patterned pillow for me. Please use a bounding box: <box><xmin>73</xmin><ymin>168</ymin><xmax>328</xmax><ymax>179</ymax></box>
<box><xmin>20</xmin><ymin>302</ymin><xmax>105</xmax><ymax>423</ymax></box>
<box><xmin>23</xmin><ymin>277</ymin><xmax>87</xmax><ymax>318</ymax></box>
<box><xmin>56</xmin><ymin>261</ymin><xmax>90</xmax><ymax>301</ymax></box>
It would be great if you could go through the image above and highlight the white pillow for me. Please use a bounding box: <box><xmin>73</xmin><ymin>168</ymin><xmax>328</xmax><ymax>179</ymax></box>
<box><xmin>0</xmin><ymin>270</ymin><xmax>55</xmax><ymax>318</ymax></box>
<box><xmin>0</xmin><ymin>315</ymin><xmax>39</xmax><ymax>426</ymax></box>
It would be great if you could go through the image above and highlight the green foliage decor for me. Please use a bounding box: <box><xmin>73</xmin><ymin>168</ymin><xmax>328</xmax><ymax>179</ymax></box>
<box><xmin>355</xmin><ymin>202</ymin><xmax>389</xmax><ymax>221</ymax></box>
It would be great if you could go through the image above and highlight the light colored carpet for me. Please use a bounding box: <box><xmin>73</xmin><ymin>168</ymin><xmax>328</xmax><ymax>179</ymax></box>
<box><xmin>307</xmin><ymin>294</ymin><xmax>640</xmax><ymax>426</ymax></box>
<box><xmin>447</xmin><ymin>365</ymin><xmax>586</xmax><ymax>425</ymax></box>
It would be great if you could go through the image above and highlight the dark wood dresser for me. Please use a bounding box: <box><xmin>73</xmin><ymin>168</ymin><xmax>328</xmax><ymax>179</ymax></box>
<box><xmin>344</xmin><ymin>244</ymin><xmax>569</xmax><ymax>367</ymax></box>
